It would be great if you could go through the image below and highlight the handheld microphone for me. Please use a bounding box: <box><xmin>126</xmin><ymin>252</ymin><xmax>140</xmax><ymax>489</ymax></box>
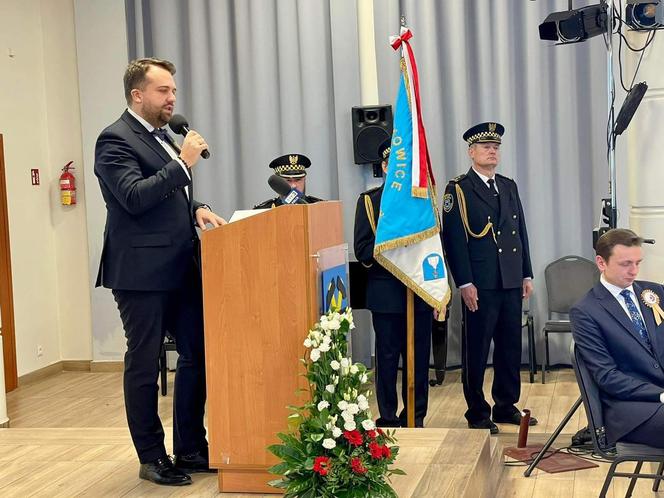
<box><xmin>267</xmin><ymin>174</ymin><xmax>308</xmax><ymax>205</ymax></box>
<box><xmin>168</xmin><ymin>114</ymin><xmax>210</xmax><ymax>159</ymax></box>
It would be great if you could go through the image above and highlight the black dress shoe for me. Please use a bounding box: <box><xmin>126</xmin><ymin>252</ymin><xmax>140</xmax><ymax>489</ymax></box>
<box><xmin>375</xmin><ymin>417</ymin><xmax>401</xmax><ymax>428</ymax></box>
<box><xmin>468</xmin><ymin>419</ymin><xmax>499</xmax><ymax>435</ymax></box>
<box><xmin>173</xmin><ymin>449</ymin><xmax>216</xmax><ymax>474</ymax></box>
<box><xmin>493</xmin><ymin>412</ymin><xmax>539</xmax><ymax>426</ymax></box>
<box><xmin>139</xmin><ymin>456</ymin><xmax>192</xmax><ymax>486</ymax></box>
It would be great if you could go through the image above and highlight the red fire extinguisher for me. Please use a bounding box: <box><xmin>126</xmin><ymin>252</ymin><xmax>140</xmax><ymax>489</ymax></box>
<box><xmin>60</xmin><ymin>161</ymin><xmax>76</xmax><ymax>206</ymax></box>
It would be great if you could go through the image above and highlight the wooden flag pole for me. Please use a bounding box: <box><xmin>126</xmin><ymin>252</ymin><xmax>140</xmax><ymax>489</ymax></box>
<box><xmin>406</xmin><ymin>287</ymin><xmax>415</xmax><ymax>428</ymax></box>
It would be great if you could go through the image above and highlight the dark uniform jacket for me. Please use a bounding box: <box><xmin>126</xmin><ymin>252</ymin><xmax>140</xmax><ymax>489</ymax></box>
<box><xmin>253</xmin><ymin>195</ymin><xmax>323</xmax><ymax>209</ymax></box>
<box><xmin>571</xmin><ymin>281</ymin><xmax>664</xmax><ymax>444</ymax></box>
<box><xmin>94</xmin><ymin>110</ymin><xmax>205</xmax><ymax>291</ymax></box>
<box><xmin>353</xmin><ymin>185</ymin><xmax>430</xmax><ymax>313</ymax></box>
<box><xmin>442</xmin><ymin>168</ymin><xmax>532</xmax><ymax>290</ymax></box>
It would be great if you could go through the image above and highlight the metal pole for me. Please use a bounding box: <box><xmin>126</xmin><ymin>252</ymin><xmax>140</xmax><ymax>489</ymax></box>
<box><xmin>607</xmin><ymin>0</ymin><xmax>618</xmax><ymax>228</ymax></box>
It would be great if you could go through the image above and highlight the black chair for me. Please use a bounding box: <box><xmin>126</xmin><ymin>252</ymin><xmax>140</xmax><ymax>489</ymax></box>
<box><xmin>159</xmin><ymin>335</ymin><xmax>177</xmax><ymax>396</ymax></box>
<box><xmin>572</xmin><ymin>345</ymin><xmax>664</xmax><ymax>498</ymax></box>
<box><xmin>541</xmin><ymin>256</ymin><xmax>599</xmax><ymax>383</ymax></box>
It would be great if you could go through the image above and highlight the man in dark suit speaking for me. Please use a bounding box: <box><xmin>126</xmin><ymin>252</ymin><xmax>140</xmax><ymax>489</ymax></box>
<box><xmin>94</xmin><ymin>58</ymin><xmax>226</xmax><ymax>485</ymax></box>
<box><xmin>571</xmin><ymin>229</ymin><xmax>664</xmax><ymax>448</ymax></box>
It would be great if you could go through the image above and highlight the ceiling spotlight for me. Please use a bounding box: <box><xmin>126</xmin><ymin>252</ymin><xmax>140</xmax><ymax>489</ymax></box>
<box><xmin>626</xmin><ymin>1</ymin><xmax>664</xmax><ymax>30</ymax></box>
<box><xmin>539</xmin><ymin>3</ymin><xmax>608</xmax><ymax>43</ymax></box>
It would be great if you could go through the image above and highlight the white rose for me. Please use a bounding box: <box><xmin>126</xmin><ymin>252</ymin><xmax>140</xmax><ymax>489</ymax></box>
<box><xmin>344</xmin><ymin>419</ymin><xmax>356</xmax><ymax>431</ymax></box>
<box><xmin>350</xmin><ymin>364</ymin><xmax>359</xmax><ymax>375</ymax></box>
<box><xmin>346</xmin><ymin>403</ymin><xmax>359</xmax><ymax>415</ymax></box>
<box><xmin>330</xmin><ymin>360</ymin><xmax>340</xmax><ymax>371</ymax></box>
<box><xmin>360</xmin><ymin>373</ymin><xmax>368</xmax><ymax>384</ymax></box>
<box><xmin>303</xmin><ymin>338</ymin><xmax>312</xmax><ymax>348</ymax></box>
<box><xmin>332</xmin><ymin>427</ymin><xmax>342</xmax><ymax>438</ymax></box>
<box><xmin>340</xmin><ymin>358</ymin><xmax>350</xmax><ymax>368</ymax></box>
<box><xmin>319</xmin><ymin>342</ymin><xmax>331</xmax><ymax>353</ymax></box>
<box><xmin>361</xmin><ymin>419</ymin><xmax>375</xmax><ymax>431</ymax></box>
<box><xmin>322</xmin><ymin>438</ymin><xmax>336</xmax><ymax>449</ymax></box>
<box><xmin>322</xmin><ymin>335</ymin><xmax>331</xmax><ymax>345</ymax></box>
<box><xmin>310</xmin><ymin>349</ymin><xmax>321</xmax><ymax>362</ymax></box>
<box><xmin>325</xmin><ymin>384</ymin><xmax>335</xmax><ymax>394</ymax></box>
<box><xmin>358</xmin><ymin>397</ymin><xmax>369</xmax><ymax>411</ymax></box>
<box><xmin>341</xmin><ymin>410</ymin><xmax>354</xmax><ymax>421</ymax></box>
<box><xmin>327</xmin><ymin>317</ymin><xmax>341</xmax><ymax>330</ymax></box>
<box><xmin>337</xmin><ymin>400</ymin><xmax>348</xmax><ymax>410</ymax></box>
<box><xmin>317</xmin><ymin>400</ymin><xmax>330</xmax><ymax>411</ymax></box>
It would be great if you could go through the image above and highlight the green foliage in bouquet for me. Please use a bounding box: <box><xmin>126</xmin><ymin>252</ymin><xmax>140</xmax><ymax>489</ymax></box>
<box><xmin>268</xmin><ymin>308</ymin><xmax>404</xmax><ymax>497</ymax></box>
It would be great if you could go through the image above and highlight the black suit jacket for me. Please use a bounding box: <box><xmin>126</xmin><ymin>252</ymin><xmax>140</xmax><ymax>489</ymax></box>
<box><xmin>94</xmin><ymin>110</ymin><xmax>205</xmax><ymax>291</ymax></box>
<box><xmin>571</xmin><ymin>281</ymin><xmax>664</xmax><ymax>444</ymax></box>
<box><xmin>442</xmin><ymin>168</ymin><xmax>533</xmax><ymax>289</ymax></box>
<box><xmin>353</xmin><ymin>185</ymin><xmax>430</xmax><ymax>313</ymax></box>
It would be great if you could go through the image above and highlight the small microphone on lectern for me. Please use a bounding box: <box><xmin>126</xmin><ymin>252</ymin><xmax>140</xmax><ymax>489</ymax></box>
<box><xmin>267</xmin><ymin>174</ymin><xmax>308</xmax><ymax>205</ymax></box>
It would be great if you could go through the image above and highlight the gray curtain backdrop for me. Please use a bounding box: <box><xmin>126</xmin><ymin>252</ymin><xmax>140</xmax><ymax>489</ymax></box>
<box><xmin>126</xmin><ymin>0</ymin><xmax>611</xmax><ymax>367</ymax></box>
<box><xmin>126</xmin><ymin>0</ymin><xmax>372</xmax><ymax>246</ymax></box>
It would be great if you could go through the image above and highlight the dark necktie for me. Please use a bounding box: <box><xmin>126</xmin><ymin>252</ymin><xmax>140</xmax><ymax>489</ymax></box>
<box><xmin>152</xmin><ymin>128</ymin><xmax>181</xmax><ymax>153</ymax></box>
<box><xmin>620</xmin><ymin>289</ymin><xmax>653</xmax><ymax>352</ymax></box>
<box><xmin>487</xmin><ymin>178</ymin><xmax>498</xmax><ymax>197</ymax></box>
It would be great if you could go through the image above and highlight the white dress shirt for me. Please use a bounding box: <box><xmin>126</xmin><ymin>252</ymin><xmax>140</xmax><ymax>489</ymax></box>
<box><xmin>127</xmin><ymin>108</ymin><xmax>190</xmax><ymax>199</ymax></box>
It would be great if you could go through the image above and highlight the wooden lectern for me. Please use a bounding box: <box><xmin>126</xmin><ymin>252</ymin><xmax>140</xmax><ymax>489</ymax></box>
<box><xmin>201</xmin><ymin>201</ymin><xmax>343</xmax><ymax>493</ymax></box>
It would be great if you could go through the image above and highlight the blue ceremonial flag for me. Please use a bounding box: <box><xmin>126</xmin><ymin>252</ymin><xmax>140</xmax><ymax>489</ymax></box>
<box><xmin>373</xmin><ymin>27</ymin><xmax>450</xmax><ymax>312</ymax></box>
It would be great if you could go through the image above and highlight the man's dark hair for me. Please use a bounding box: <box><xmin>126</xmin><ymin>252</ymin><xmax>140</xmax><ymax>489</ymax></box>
<box><xmin>596</xmin><ymin>228</ymin><xmax>643</xmax><ymax>261</ymax></box>
<box><xmin>123</xmin><ymin>58</ymin><xmax>176</xmax><ymax>105</ymax></box>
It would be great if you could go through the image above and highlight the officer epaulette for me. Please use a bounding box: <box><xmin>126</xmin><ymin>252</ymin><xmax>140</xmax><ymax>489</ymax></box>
<box><xmin>361</xmin><ymin>185</ymin><xmax>381</xmax><ymax>195</ymax></box>
<box><xmin>495</xmin><ymin>172</ymin><xmax>514</xmax><ymax>182</ymax></box>
<box><xmin>253</xmin><ymin>198</ymin><xmax>277</xmax><ymax>209</ymax></box>
<box><xmin>449</xmin><ymin>173</ymin><xmax>467</xmax><ymax>184</ymax></box>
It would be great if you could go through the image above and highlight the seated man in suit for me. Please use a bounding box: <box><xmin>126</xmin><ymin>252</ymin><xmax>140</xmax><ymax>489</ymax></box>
<box><xmin>353</xmin><ymin>139</ymin><xmax>433</xmax><ymax>428</ymax></box>
<box><xmin>254</xmin><ymin>153</ymin><xmax>323</xmax><ymax>208</ymax></box>
<box><xmin>571</xmin><ymin>228</ymin><xmax>664</xmax><ymax>448</ymax></box>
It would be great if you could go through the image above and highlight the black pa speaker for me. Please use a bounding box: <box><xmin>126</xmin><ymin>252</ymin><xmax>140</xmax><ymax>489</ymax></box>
<box><xmin>351</xmin><ymin>105</ymin><xmax>393</xmax><ymax>164</ymax></box>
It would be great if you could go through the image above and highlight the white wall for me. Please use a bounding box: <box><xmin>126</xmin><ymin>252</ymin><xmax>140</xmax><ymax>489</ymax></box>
<box><xmin>74</xmin><ymin>0</ymin><xmax>128</xmax><ymax>362</ymax></box>
<box><xmin>626</xmin><ymin>31</ymin><xmax>664</xmax><ymax>281</ymax></box>
<box><xmin>0</xmin><ymin>0</ymin><xmax>92</xmax><ymax>376</ymax></box>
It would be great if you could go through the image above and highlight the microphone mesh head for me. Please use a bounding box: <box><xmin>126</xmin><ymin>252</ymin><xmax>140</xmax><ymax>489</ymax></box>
<box><xmin>168</xmin><ymin>114</ymin><xmax>189</xmax><ymax>135</ymax></box>
<box><xmin>268</xmin><ymin>174</ymin><xmax>292</xmax><ymax>196</ymax></box>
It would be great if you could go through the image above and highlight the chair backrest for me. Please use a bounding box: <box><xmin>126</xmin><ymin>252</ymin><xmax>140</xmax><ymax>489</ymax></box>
<box><xmin>544</xmin><ymin>256</ymin><xmax>599</xmax><ymax>314</ymax></box>
<box><xmin>572</xmin><ymin>345</ymin><xmax>614</xmax><ymax>457</ymax></box>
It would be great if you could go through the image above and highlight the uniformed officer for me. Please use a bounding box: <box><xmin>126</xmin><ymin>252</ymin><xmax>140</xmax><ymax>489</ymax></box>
<box><xmin>442</xmin><ymin>122</ymin><xmax>536</xmax><ymax>435</ymax></box>
<box><xmin>353</xmin><ymin>139</ymin><xmax>432</xmax><ymax>428</ymax></box>
<box><xmin>254</xmin><ymin>153</ymin><xmax>323</xmax><ymax>208</ymax></box>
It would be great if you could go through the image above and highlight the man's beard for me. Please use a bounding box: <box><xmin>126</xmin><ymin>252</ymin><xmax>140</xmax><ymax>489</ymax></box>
<box><xmin>144</xmin><ymin>104</ymin><xmax>171</xmax><ymax>127</ymax></box>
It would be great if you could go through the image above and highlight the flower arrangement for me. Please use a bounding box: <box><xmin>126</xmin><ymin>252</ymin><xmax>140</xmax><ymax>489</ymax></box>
<box><xmin>268</xmin><ymin>308</ymin><xmax>403</xmax><ymax>497</ymax></box>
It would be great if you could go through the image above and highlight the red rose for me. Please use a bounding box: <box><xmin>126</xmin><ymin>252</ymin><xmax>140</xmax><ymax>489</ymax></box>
<box><xmin>369</xmin><ymin>441</ymin><xmax>383</xmax><ymax>459</ymax></box>
<box><xmin>366</xmin><ymin>430</ymin><xmax>377</xmax><ymax>440</ymax></box>
<box><xmin>343</xmin><ymin>429</ymin><xmax>363</xmax><ymax>446</ymax></box>
<box><xmin>350</xmin><ymin>457</ymin><xmax>368</xmax><ymax>474</ymax></box>
<box><xmin>313</xmin><ymin>456</ymin><xmax>331</xmax><ymax>476</ymax></box>
<box><xmin>382</xmin><ymin>445</ymin><xmax>392</xmax><ymax>458</ymax></box>
<box><xmin>376</xmin><ymin>428</ymin><xmax>385</xmax><ymax>436</ymax></box>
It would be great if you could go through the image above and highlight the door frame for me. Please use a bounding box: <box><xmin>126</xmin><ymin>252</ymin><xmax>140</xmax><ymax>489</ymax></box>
<box><xmin>0</xmin><ymin>134</ymin><xmax>18</xmax><ymax>391</ymax></box>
